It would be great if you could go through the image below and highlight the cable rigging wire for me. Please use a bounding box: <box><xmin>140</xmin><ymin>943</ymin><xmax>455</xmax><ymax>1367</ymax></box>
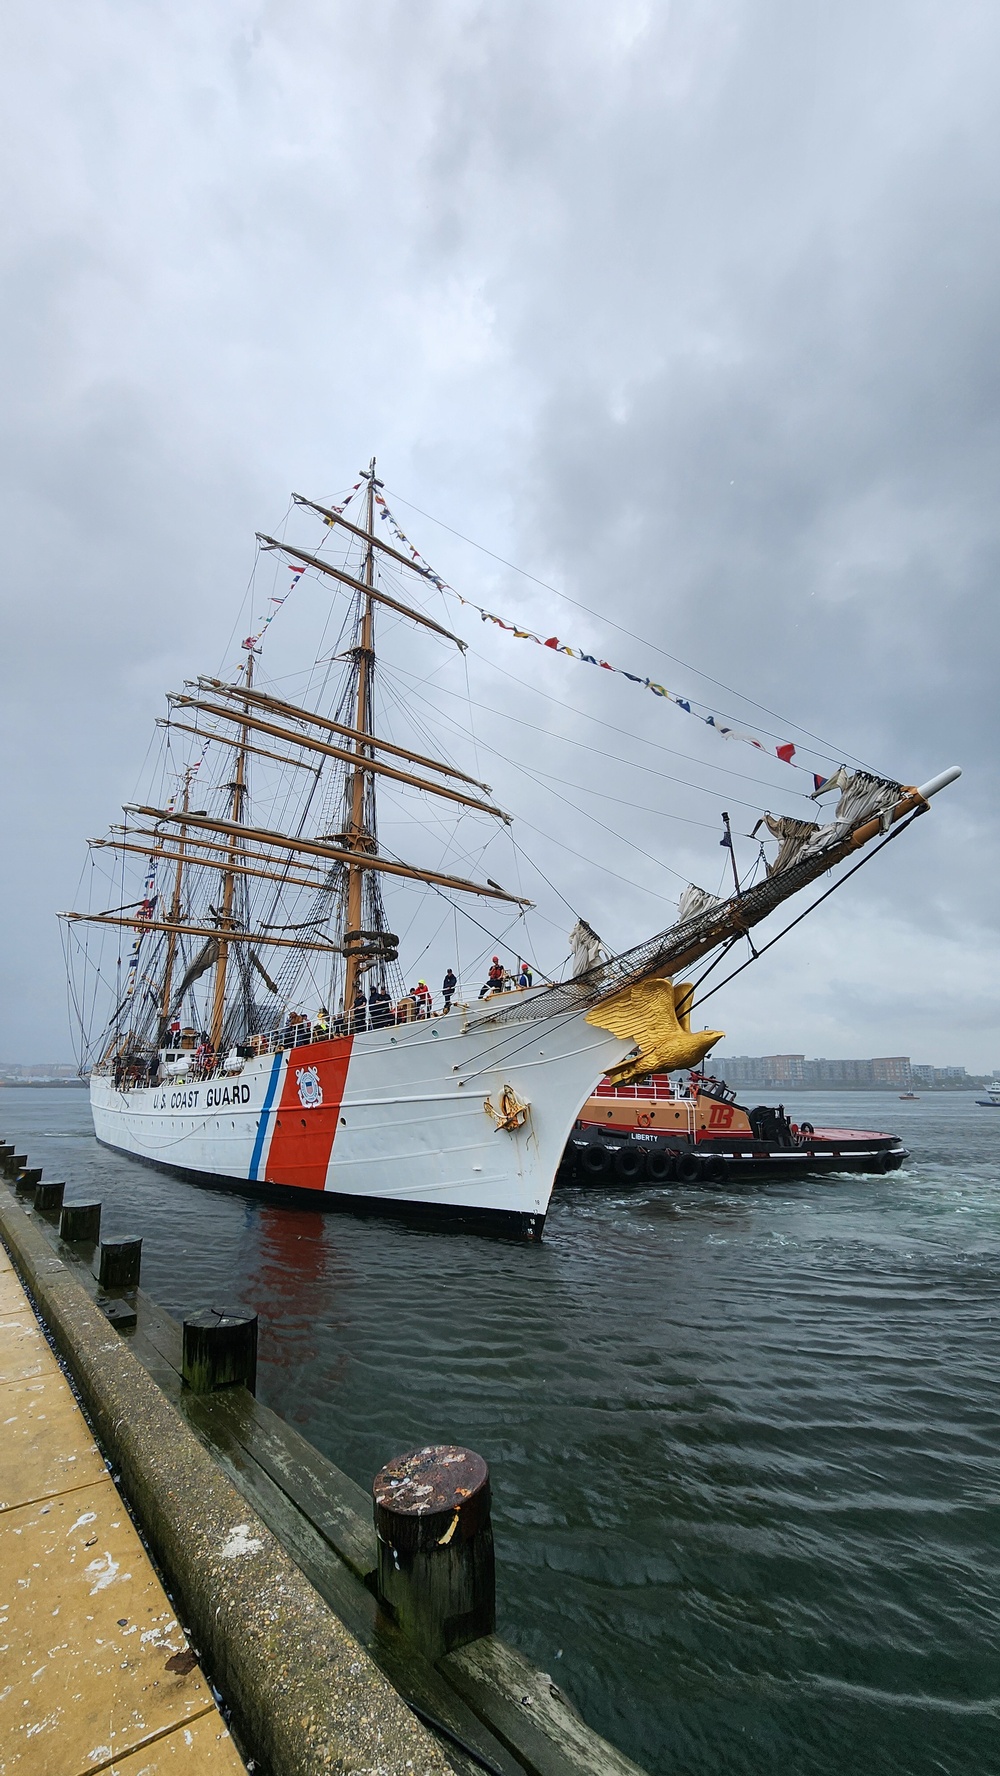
<box><xmin>382</xmin><ymin>484</ymin><xmax>876</xmax><ymax>773</ymax></box>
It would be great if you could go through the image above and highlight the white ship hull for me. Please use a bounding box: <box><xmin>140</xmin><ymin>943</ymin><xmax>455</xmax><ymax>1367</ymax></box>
<box><xmin>90</xmin><ymin>997</ymin><xmax>635</xmax><ymax>1237</ymax></box>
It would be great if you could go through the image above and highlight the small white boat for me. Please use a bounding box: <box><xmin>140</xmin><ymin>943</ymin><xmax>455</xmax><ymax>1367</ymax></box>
<box><xmin>976</xmin><ymin>1082</ymin><xmax>1000</xmax><ymax>1107</ymax></box>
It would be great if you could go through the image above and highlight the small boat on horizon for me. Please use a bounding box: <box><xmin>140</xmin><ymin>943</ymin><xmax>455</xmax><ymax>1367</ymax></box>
<box><xmin>899</xmin><ymin>1091</ymin><xmax>919</xmax><ymax>1099</ymax></box>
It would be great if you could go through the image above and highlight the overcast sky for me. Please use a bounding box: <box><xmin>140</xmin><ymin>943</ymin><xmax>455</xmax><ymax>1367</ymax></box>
<box><xmin>2</xmin><ymin>0</ymin><xmax>998</xmax><ymax>1071</ymax></box>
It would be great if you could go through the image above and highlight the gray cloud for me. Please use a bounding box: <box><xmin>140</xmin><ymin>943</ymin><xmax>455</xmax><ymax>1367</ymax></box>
<box><xmin>2</xmin><ymin>1</ymin><xmax>997</xmax><ymax>1070</ymax></box>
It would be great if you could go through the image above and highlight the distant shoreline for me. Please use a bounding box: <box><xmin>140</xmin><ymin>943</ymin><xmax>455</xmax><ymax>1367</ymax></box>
<box><xmin>0</xmin><ymin>1079</ymin><xmax>87</xmax><ymax>1088</ymax></box>
<box><xmin>725</xmin><ymin>1084</ymin><xmax>982</xmax><ymax>1094</ymax></box>
<box><xmin>0</xmin><ymin>1078</ymin><xmax>986</xmax><ymax>1093</ymax></box>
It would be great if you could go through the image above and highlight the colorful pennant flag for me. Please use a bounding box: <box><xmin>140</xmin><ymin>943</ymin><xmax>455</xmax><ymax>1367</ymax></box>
<box><xmin>368</xmin><ymin>493</ymin><xmax>808</xmax><ymax>772</ymax></box>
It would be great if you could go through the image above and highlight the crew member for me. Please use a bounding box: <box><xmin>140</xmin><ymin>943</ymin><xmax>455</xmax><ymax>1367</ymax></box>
<box><xmin>369</xmin><ymin>985</ymin><xmax>392</xmax><ymax>1028</ymax></box>
<box><xmin>479</xmin><ymin>956</ymin><xmax>505</xmax><ymax>998</ymax></box>
<box><xmin>517</xmin><ymin>959</ymin><xmax>533</xmax><ymax>989</ymax></box>
<box><xmin>312</xmin><ymin>1006</ymin><xmax>330</xmax><ymax>1041</ymax></box>
<box><xmin>442</xmin><ymin>967</ymin><xmax>457</xmax><ymax>1012</ymax></box>
<box><xmin>350</xmin><ymin>991</ymin><xmax>368</xmax><ymax>1034</ymax></box>
<box><xmin>414</xmin><ymin>980</ymin><xmax>431</xmax><ymax>1018</ymax></box>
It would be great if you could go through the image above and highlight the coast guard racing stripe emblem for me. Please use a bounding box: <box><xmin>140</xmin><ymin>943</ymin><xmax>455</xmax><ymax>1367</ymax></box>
<box><xmin>263</xmin><ymin>1038</ymin><xmax>353</xmax><ymax>1193</ymax></box>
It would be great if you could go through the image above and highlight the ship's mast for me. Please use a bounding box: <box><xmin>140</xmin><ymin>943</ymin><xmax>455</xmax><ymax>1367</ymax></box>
<box><xmin>343</xmin><ymin>461</ymin><xmax>378</xmax><ymax>1014</ymax></box>
<box><xmin>158</xmin><ymin>769</ymin><xmax>192</xmax><ymax>1034</ymax></box>
<box><xmin>65</xmin><ymin>477</ymin><xmax>529</xmax><ymax>1040</ymax></box>
<box><xmin>208</xmin><ymin>651</ymin><xmax>253</xmax><ymax>1049</ymax></box>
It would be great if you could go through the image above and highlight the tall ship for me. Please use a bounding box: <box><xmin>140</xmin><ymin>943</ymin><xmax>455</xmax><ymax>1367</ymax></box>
<box><xmin>61</xmin><ymin>465</ymin><xmax>959</xmax><ymax>1236</ymax></box>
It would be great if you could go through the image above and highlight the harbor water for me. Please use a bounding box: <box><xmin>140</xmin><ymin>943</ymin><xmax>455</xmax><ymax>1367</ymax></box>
<box><xmin>2</xmin><ymin>1086</ymin><xmax>998</xmax><ymax>1775</ymax></box>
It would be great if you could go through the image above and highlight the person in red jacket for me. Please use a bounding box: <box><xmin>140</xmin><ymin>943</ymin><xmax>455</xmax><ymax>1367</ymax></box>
<box><xmin>479</xmin><ymin>956</ymin><xmax>505</xmax><ymax>998</ymax></box>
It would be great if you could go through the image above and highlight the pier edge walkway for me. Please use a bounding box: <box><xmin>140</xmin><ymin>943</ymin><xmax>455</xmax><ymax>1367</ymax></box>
<box><xmin>0</xmin><ymin>1233</ymin><xmax>249</xmax><ymax>1775</ymax></box>
<box><xmin>0</xmin><ymin>1185</ymin><xmax>455</xmax><ymax>1776</ymax></box>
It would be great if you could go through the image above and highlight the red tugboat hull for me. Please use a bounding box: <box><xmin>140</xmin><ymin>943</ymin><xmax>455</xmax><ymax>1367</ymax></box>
<box><xmin>559</xmin><ymin>1074</ymin><xmax>908</xmax><ymax>1187</ymax></box>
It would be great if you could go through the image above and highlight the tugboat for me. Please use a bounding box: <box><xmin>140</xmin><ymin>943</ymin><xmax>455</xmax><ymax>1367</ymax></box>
<box><xmin>560</xmin><ymin>1064</ymin><xmax>908</xmax><ymax>1185</ymax></box>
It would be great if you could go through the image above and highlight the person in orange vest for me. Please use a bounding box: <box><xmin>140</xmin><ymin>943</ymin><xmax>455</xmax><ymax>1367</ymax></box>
<box><xmin>479</xmin><ymin>956</ymin><xmax>505</xmax><ymax>998</ymax></box>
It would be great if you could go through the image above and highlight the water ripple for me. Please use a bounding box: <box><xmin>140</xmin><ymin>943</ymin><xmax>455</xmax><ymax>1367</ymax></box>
<box><xmin>3</xmin><ymin>1087</ymin><xmax>999</xmax><ymax>1775</ymax></box>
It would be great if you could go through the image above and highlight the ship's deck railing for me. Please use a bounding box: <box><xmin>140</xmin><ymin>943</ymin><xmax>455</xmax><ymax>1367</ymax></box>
<box><xmin>92</xmin><ymin>982</ymin><xmax>539</xmax><ymax>1087</ymax></box>
<box><xmin>593</xmin><ymin>1076</ymin><xmax>683</xmax><ymax>1101</ymax></box>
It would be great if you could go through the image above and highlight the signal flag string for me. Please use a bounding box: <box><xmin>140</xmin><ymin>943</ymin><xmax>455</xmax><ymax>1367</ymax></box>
<box><xmin>369</xmin><ymin>489</ymin><xmax>837</xmax><ymax>788</ymax></box>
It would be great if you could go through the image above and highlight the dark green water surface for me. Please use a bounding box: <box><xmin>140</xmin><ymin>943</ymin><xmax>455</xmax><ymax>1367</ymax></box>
<box><xmin>2</xmin><ymin>1087</ymin><xmax>998</xmax><ymax>1774</ymax></box>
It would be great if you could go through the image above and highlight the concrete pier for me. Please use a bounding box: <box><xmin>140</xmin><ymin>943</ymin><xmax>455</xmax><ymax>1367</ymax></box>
<box><xmin>0</xmin><ymin>1238</ymin><xmax>246</xmax><ymax>1774</ymax></box>
<box><xmin>0</xmin><ymin>1157</ymin><xmax>647</xmax><ymax>1776</ymax></box>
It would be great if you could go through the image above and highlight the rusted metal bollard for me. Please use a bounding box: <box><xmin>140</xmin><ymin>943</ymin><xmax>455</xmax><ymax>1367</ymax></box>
<box><xmin>182</xmin><ymin>1304</ymin><xmax>258</xmax><ymax>1395</ymax></box>
<box><xmin>372</xmin><ymin>1445</ymin><xmax>495</xmax><ymax>1659</ymax></box>
<box><xmin>99</xmin><ymin>1237</ymin><xmax>142</xmax><ymax>1290</ymax></box>
<box><xmin>60</xmin><ymin>1201</ymin><xmax>102</xmax><ymax>1245</ymax></box>
<box><xmin>34</xmin><ymin>1180</ymin><xmax>65</xmax><ymax>1215</ymax></box>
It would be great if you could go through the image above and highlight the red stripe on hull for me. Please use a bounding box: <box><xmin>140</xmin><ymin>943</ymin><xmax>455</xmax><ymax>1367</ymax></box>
<box><xmin>263</xmin><ymin>1036</ymin><xmax>354</xmax><ymax>1191</ymax></box>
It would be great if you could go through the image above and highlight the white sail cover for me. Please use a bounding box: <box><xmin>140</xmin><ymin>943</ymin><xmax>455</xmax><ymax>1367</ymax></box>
<box><xmin>760</xmin><ymin>814</ymin><xmax>820</xmax><ymax>876</ymax></box>
<box><xmin>569</xmin><ymin>918</ymin><xmax>605</xmax><ymax>977</ymax></box>
<box><xmin>676</xmin><ymin>884</ymin><xmax>723</xmax><ymax>923</ymax></box>
<box><xmin>798</xmin><ymin>771</ymin><xmax>902</xmax><ymax>864</ymax></box>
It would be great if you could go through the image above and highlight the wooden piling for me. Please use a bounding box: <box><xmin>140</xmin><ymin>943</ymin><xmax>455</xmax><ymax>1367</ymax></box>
<box><xmin>373</xmin><ymin>1445</ymin><xmax>495</xmax><ymax>1659</ymax></box>
<box><xmin>99</xmin><ymin>1237</ymin><xmax>142</xmax><ymax>1290</ymax></box>
<box><xmin>34</xmin><ymin>1180</ymin><xmax>65</xmax><ymax>1216</ymax></box>
<box><xmin>182</xmin><ymin>1304</ymin><xmax>258</xmax><ymax>1395</ymax></box>
<box><xmin>16</xmin><ymin>1168</ymin><xmax>43</xmax><ymax>1195</ymax></box>
<box><xmin>4</xmin><ymin>1155</ymin><xmax>28</xmax><ymax>1179</ymax></box>
<box><xmin>59</xmin><ymin>1201</ymin><xmax>102</xmax><ymax>1245</ymax></box>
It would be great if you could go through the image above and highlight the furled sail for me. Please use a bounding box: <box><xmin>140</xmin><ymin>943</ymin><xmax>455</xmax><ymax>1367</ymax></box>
<box><xmin>569</xmin><ymin>919</ymin><xmax>605</xmax><ymax>977</ymax></box>
<box><xmin>676</xmin><ymin>884</ymin><xmax>723</xmax><ymax>922</ymax></box>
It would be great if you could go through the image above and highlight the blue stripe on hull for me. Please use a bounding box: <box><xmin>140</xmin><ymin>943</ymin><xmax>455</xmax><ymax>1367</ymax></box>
<box><xmin>248</xmin><ymin>1052</ymin><xmax>283</xmax><ymax>1180</ymax></box>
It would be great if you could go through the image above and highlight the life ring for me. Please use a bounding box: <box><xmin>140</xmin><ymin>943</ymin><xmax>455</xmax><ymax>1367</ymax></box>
<box><xmin>646</xmin><ymin>1148</ymin><xmax>674</xmax><ymax>1183</ymax></box>
<box><xmin>615</xmin><ymin>1145</ymin><xmax>645</xmax><ymax>1183</ymax></box>
<box><xmin>675</xmin><ymin>1152</ymin><xmax>701</xmax><ymax>1184</ymax></box>
<box><xmin>637</xmin><ymin>1112</ymin><xmax>652</xmax><ymax>1127</ymax></box>
<box><xmin>581</xmin><ymin>1143</ymin><xmax>611</xmax><ymax>1180</ymax></box>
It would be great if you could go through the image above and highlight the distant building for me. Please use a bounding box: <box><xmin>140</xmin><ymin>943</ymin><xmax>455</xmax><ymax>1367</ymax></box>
<box><xmin>712</xmin><ymin>1054</ymin><xmax>973</xmax><ymax>1089</ymax></box>
<box><xmin>709</xmin><ymin>1055</ymin><xmax>804</xmax><ymax>1089</ymax></box>
<box><xmin>762</xmin><ymin>1054</ymin><xmax>806</xmax><ymax>1087</ymax></box>
<box><xmin>871</xmin><ymin>1057</ymin><xmax>913</xmax><ymax>1088</ymax></box>
<box><xmin>810</xmin><ymin>1057</ymin><xmax>875</xmax><ymax>1087</ymax></box>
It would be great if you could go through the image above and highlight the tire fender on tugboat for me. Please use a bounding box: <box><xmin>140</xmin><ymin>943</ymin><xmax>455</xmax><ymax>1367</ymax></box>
<box><xmin>615</xmin><ymin>1145</ymin><xmax>645</xmax><ymax>1183</ymax></box>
